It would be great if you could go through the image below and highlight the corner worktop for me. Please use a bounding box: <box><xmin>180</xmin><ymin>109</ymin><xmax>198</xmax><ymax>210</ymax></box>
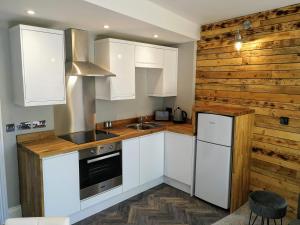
<box><xmin>17</xmin><ymin>121</ymin><xmax>194</xmax><ymax>158</ymax></box>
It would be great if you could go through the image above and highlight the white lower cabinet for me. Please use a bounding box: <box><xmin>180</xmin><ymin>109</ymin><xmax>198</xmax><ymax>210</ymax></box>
<box><xmin>139</xmin><ymin>132</ymin><xmax>164</xmax><ymax>185</ymax></box>
<box><xmin>122</xmin><ymin>131</ymin><xmax>194</xmax><ymax>190</ymax></box>
<box><xmin>164</xmin><ymin>132</ymin><xmax>195</xmax><ymax>186</ymax></box>
<box><xmin>42</xmin><ymin>152</ymin><xmax>80</xmax><ymax>216</ymax></box>
<box><xmin>122</xmin><ymin>133</ymin><xmax>165</xmax><ymax>189</ymax></box>
<box><xmin>40</xmin><ymin>131</ymin><xmax>193</xmax><ymax>218</ymax></box>
<box><xmin>122</xmin><ymin>137</ymin><xmax>140</xmax><ymax>192</ymax></box>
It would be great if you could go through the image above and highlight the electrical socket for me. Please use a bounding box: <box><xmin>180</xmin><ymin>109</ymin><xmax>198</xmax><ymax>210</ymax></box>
<box><xmin>279</xmin><ymin>117</ymin><xmax>289</xmax><ymax>125</ymax></box>
<box><xmin>17</xmin><ymin>121</ymin><xmax>31</xmax><ymax>131</ymax></box>
<box><xmin>32</xmin><ymin>120</ymin><xmax>46</xmax><ymax>129</ymax></box>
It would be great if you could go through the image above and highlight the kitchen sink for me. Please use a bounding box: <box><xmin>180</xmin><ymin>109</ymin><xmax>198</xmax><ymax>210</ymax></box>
<box><xmin>126</xmin><ymin>122</ymin><xmax>161</xmax><ymax>130</ymax></box>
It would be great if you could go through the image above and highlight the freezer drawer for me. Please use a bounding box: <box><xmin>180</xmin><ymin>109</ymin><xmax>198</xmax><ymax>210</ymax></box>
<box><xmin>195</xmin><ymin>140</ymin><xmax>231</xmax><ymax>209</ymax></box>
<box><xmin>197</xmin><ymin>113</ymin><xmax>233</xmax><ymax>146</ymax></box>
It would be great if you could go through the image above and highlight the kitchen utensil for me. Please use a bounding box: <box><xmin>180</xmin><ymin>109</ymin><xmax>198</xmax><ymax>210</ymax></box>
<box><xmin>104</xmin><ymin>121</ymin><xmax>112</xmax><ymax>129</ymax></box>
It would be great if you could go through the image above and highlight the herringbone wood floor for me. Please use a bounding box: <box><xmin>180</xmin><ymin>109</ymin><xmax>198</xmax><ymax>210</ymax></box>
<box><xmin>76</xmin><ymin>184</ymin><xmax>229</xmax><ymax>225</ymax></box>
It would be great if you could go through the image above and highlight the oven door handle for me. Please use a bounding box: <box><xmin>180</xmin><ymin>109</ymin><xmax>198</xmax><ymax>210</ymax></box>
<box><xmin>87</xmin><ymin>152</ymin><xmax>120</xmax><ymax>164</ymax></box>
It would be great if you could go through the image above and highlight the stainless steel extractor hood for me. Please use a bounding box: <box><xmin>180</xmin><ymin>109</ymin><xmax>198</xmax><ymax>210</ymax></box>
<box><xmin>65</xmin><ymin>28</ymin><xmax>115</xmax><ymax>77</ymax></box>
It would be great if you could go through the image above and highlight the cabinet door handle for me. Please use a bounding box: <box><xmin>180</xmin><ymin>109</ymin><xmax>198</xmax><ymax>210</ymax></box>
<box><xmin>87</xmin><ymin>152</ymin><xmax>120</xmax><ymax>164</ymax></box>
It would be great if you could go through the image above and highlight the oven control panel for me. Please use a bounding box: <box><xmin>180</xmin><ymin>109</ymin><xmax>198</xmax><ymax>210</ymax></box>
<box><xmin>79</xmin><ymin>142</ymin><xmax>122</xmax><ymax>160</ymax></box>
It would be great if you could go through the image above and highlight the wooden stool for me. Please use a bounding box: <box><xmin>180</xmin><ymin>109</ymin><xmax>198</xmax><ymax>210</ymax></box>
<box><xmin>249</xmin><ymin>191</ymin><xmax>287</xmax><ymax>225</ymax></box>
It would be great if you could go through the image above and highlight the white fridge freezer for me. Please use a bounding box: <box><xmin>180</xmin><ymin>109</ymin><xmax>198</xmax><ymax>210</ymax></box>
<box><xmin>195</xmin><ymin>113</ymin><xmax>233</xmax><ymax>209</ymax></box>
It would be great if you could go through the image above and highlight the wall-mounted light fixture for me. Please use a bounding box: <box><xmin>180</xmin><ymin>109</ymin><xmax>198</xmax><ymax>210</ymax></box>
<box><xmin>235</xmin><ymin>30</ymin><xmax>242</xmax><ymax>51</ymax></box>
<box><xmin>234</xmin><ymin>20</ymin><xmax>252</xmax><ymax>51</ymax></box>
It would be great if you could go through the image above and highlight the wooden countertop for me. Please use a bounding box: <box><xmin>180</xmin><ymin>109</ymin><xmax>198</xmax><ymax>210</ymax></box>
<box><xmin>17</xmin><ymin>121</ymin><xmax>194</xmax><ymax>158</ymax></box>
<box><xmin>193</xmin><ymin>104</ymin><xmax>255</xmax><ymax>116</ymax></box>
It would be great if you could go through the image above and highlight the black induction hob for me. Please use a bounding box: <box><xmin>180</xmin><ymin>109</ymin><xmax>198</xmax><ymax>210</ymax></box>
<box><xmin>59</xmin><ymin>130</ymin><xmax>119</xmax><ymax>145</ymax></box>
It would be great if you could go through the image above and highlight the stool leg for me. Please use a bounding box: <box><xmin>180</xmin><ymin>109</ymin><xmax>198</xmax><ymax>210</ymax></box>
<box><xmin>267</xmin><ymin>219</ymin><xmax>269</xmax><ymax>225</ymax></box>
<box><xmin>251</xmin><ymin>215</ymin><xmax>258</xmax><ymax>225</ymax></box>
<box><xmin>274</xmin><ymin>219</ymin><xmax>276</xmax><ymax>225</ymax></box>
<box><xmin>280</xmin><ymin>218</ymin><xmax>282</xmax><ymax>225</ymax></box>
<box><xmin>249</xmin><ymin>211</ymin><xmax>252</xmax><ymax>225</ymax></box>
<box><xmin>261</xmin><ymin>217</ymin><xmax>264</xmax><ymax>225</ymax></box>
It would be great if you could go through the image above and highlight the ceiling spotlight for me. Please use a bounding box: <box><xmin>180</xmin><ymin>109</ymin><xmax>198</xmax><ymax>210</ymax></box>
<box><xmin>104</xmin><ymin>25</ymin><xmax>110</xmax><ymax>29</ymax></box>
<box><xmin>26</xmin><ymin>10</ymin><xmax>35</xmax><ymax>15</ymax></box>
<box><xmin>153</xmin><ymin>34</ymin><xmax>158</xmax><ymax>38</ymax></box>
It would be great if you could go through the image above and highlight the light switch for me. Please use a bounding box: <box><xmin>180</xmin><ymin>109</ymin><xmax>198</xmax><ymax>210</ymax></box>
<box><xmin>6</xmin><ymin>123</ymin><xmax>15</xmax><ymax>132</ymax></box>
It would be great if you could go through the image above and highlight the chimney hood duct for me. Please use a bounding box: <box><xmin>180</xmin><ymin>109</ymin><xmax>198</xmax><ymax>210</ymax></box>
<box><xmin>65</xmin><ymin>28</ymin><xmax>115</xmax><ymax>77</ymax></box>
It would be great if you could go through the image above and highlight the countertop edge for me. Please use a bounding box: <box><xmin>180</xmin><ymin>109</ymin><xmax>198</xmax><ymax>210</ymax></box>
<box><xmin>193</xmin><ymin>104</ymin><xmax>255</xmax><ymax>117</ymax></box>
<box><xmin>18</xmin><ymin>123</ymin><xmax>194</xmax><ymax>159</ymax></box>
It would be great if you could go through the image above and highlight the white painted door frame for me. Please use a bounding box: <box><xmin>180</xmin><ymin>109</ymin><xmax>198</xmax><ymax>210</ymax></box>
<box><xmin>0</xmin><ymin>101</ymin><xmax>8</xmax><ymax>224</ymax></box>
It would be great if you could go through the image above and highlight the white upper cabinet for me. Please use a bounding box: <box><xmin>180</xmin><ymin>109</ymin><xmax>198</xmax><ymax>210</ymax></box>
<box><xmin>9</xmin><ymin>25</ymin><xmax>66</xmax><ymax>107</ymax></box>
<box><xmin>94</xmin><ymin>38</ymin><xmax>178</xmax><ymax>100</ymax></box>
<box><xmin>95</xmin><ymin>39</ymin><xmax>135</xmax><ymax>100</ymax></box>
<box><xmin>135</xmin><ymin>45</ymin><xmax>164</xmax><ymax>68</ymax></box>
<box><xmin>162</xmin><ymin>49</ymin><xmax>178</xmax><ymax>96</ymax></box>
<box><xmin>147</xmin><ymin>48</ymin><xmax>178</xmax><ymax>97</ymax></box>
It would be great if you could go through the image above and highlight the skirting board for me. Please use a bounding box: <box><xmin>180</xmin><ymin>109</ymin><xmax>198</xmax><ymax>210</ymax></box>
<box><xmin>7</xmin><ymin>176</ymin><xmax>192</xmax><ymax>224</ymax></box>
<box><xmin>7</xmin><ymin>205</ymin><xmax>22</xmax><ymax>218</ymax></box>
<box><xmin>70</xmin><ymin>177</ymin><xmax>164</xmax><ymax>224</ymax></box>
<box><xmin>164</xmin><ymin>176</ymin><xmax>192</xmax><ymax>196</ymax></box>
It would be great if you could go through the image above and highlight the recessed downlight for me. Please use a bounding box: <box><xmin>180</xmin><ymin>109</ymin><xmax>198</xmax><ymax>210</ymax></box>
<box><xmin>153</xmin><ymin>34</ymin><xmax>158</xmax><ymax>38</ymax></box>
<box><xmin>26</xmin><ymin>10</ymin><xmax>35</xmax><ymax>15</ymax></box>
<box><xmin>104</xmin><ymin>25</ymin><xmax>110</xmax><ymax>29</ymax></box>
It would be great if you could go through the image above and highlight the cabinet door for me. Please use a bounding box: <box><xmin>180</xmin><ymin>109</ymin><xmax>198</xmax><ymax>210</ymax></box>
<box><xmin>164</xmin><ymin>132</ymin><xmax>195</xmax><ymax>185</ymax></box>
<box><xmin>122</xmin><ymin>138</ymin><xmax>140</xmax><ymax>192</ymax></box>
<box><xmin>22</xmin><ymin>28</ymin><xmax>65</xmax><ymax>105</ymax></box>
<box><xmin>135</xmin><ymin>45</ymin><xmax>163</xmax><ymax>68</ymax></box>
<box><xmin>163</xmin><ymin>49</ymin><xmax>178</xmax><ymax>96</ymax></box>
<box><xmin>110</xmin><ymin>42</ymin><xmax>135</xmax><ymax>100</ymax></box>
<box><xmin>140</xmin><ymin>132</ymin><xmax>164</xmax><ymax>185</ymax></box>
<box><xmin>43</xmin><ymin>152</ymin><xmax>80</xmax><ymax>216</ymax></box>
<box><xmin>195</xmin><ymin>141</ymin><xmax>231</xmax><ymax>209</ymax></box>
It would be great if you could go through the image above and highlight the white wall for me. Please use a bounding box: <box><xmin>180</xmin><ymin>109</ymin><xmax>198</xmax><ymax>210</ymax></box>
<box><xmin>96</xmin><ymin>68</ymin><xmax>164</xmax><ymax>122</ymax></box>
<box><xmin>0</xmin><ymin>28</ymin><xmax>195</xmax><ymax>212</ymax></box>
<box><xmin>0</xmin><ymin>28</ymin><xmax>166</xmax><ymax>210</ymax></box>
<box><xmin>164</xmin><ymin>41</ymin><xmax>196</xmax><ymax>118</ymax></box>
<box><xmin>0</xmin><ymin>27</ymin><xmax>55</xmax><ymax>208</ymax></box>
<box><xmin>92</xmin><ymin>34</ymin><xmax>164</xmax><ymax>122</ymax></box>
<box><xmin>96</xmin><ymin>41</ymin><xmax>197</xmax><ymax>122</ymax></box>
<box><xmin>0</xmin><ymin>101</ymin><xmax>8</xmax><ymax>225</ymax></box>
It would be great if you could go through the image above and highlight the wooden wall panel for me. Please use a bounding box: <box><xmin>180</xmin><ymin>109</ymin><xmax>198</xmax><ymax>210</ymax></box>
<box><xmin>197</xmin><ymin>3</ymin><xmax>300</xmax><ymax>217</ymax></box>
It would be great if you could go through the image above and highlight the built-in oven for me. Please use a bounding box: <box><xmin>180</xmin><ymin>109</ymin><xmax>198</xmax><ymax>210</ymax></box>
<box><xmin>79</xmin><ymin>142</ymin><xmax>122</xmax><ymax>200</ymax></box>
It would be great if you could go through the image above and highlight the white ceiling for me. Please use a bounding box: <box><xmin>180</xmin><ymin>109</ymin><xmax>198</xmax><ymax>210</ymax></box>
<box><xmin>149</xmin><ymin>0</ymin><xmax>300</xmax><ymax>25</ymax></box>
<box><xmin>0</xmin><ymin>0</ymin><xmax>194</xmax><ymax>44</ymax></box>
<box><xmin>0</xmin><ymin>0</ymin><xmax>298</xmax><ymax>45</ymax></box>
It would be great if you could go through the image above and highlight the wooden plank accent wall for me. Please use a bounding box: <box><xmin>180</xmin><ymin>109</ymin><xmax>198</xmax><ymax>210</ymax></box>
<box><xmin>196</xmin><ymin>4</ymin><xmax>300</xmax><ymax>217</ymax></box>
